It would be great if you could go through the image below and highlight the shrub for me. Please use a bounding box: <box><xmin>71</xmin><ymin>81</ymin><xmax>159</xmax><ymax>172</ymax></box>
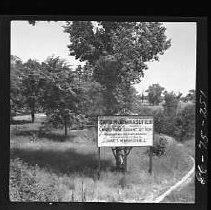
<box><xmin>147</xmin><ymin>135</ymin><xmax>168</xmax><ymax>157</ymax></box>
<box><xmin>153</xmin><ymin>109</ymin><xmax>175</xmax><ymax>136</ymax></box>
<box><xmin>136</xmin><ymin>106</ymin><xmax>153</xmax><ymax>116</ymax></box>
<box><xmin>173</xmin><ymin>104</ymin><xmax>195</xmax><ymax>141</ymax></box>
<box><xmin>153</xmin><ymin>136</ymin><xmax>168</xmax><ymax>156</ymax></box>
<box><xmin>153</xmin><ymin>103</ymin><xmax>195</xmax><ymax>141</ymax></box>
<box><xmin>163</xmin><ymin>91</ymin><xmax>181</xmax><ymax>117</ymax></box>
<box><xmin>10</xmin><ymin>158</ymin><xmax>64</xmax><ymax>202</ymax></box>
<box><xmin>153</xmin><ymin>109</ymin><xmax>165</xmax><ymax>134</ymax></box>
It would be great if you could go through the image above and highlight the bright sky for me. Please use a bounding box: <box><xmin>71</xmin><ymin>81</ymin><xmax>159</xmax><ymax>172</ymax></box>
<box><xmin>11</xmin><ymin>21</ymin><xmax>196</xmax><ymax>96</ymax></box>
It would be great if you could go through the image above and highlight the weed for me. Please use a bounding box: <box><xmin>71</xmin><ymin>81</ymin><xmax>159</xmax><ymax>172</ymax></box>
<box><xmin>10</xmin><ymin>122</ymin><xmax>195</xmax><ymax>202</ymax></box>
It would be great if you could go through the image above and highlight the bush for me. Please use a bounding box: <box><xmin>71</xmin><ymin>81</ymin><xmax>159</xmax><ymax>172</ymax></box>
<box><xmin>153</xmin><ymin>110</ymin><xmax>175</xmax><ymax>136</ymax></box>
<box><xmin>173</xmin><ymin>104</ymin><xmax>195</xmax><ymax>141</ymax></box>
<box><xmin>136</xmin><ymin>106</ymin><xmax>153</xmax><ymax>116</ymax></box>
<box><xmin>153</xmin><ymin>136</ymin><xmax>168</xmax><ymax>156</ymax></box>
<box><xmin>153</xmin><ymin>103</ymin><xmax>195</xmax><ymax>142</ymax></box>
<box><xmin>147</xmin><ymin>135</ymin><xmax>168</xmax><ymax>157</ymax></box>
<box><xmin>153</xmin><ymin>109</ymin><xmax>165</xmax><ymax>134</ymax></box>
<box><xmin>10</xmin><ymin>158</ymin><xmax>64</xmax><ymax>202</ymax></box>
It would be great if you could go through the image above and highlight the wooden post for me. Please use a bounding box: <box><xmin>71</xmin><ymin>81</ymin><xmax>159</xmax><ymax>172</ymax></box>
<box><xmin>98</xmin><ymin>147</ymin><xmax>101</xmax><ymax>179</ymax></box>
<box><xmin>81</xmin><ymin>180</ymin><xmax>84</xmax><ymax>202</ymax></box>
<box><xmin>149</xmin><ymin>146</ymin><xmax>152</xmax><ymax>174</ymax></box>
<box><xmin>149</xmin><ymin>117</ymin><xmax>154</xmax><ymax>174</ymax></box>
<box><xmin>124</xmin><ymin>156</ymin><xmax>127</xmax><ymax>173</ymax></box>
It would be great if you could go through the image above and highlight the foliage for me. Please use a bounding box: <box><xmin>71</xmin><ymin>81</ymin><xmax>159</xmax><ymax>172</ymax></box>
<box><xmin>64</xmin><ymin>21</ymin><xmax>171</xmax><ymax>115</ymax></box>
<box><xmin>150</xmin><ymin>136</ymin><xmax>168</xmax><ymax>156</ymax></box>
<box><xmin>181</xmin><ymin>89</ymin><xmax>195</xmax><ymax>103</ymax></box>
<box><xmin>163</xmin><ymin>91</ymin><xmax>182</xmax><ymax>117</ymax></box>
<box><xmin>146</xmin><ymin>84</ymin><xmax>165</xmax><ymax>105</ymax></box>
<box><xmin>153</xmin><ymin>101</ymin><xmax>195</xmax><ymax>141</ymax></box>
<box><xmin>114</xmin><ymin>86</ymin><xmax>138</xmax><ymax>114</ymax></box>
<box><xmin>153</xmin><ymin>109</ymin><xmax>165</xmax><ymax>134</ymax></box>
<box><xmin>74</xmin><ymin>64</ymin><xmax>106</xmax><ymax>119</ymax></box>
<box><xmin>10</xmin><ymin>55</ymin><xmax>24</xmax><ymax>120</ymax></box>
<box><xmin>10</xmin><ymin>158</ymin><xmax>64</xmax><ymax>201</ymax></box>
<box><xmin>10</xmin><ymin>119</ymin><xmax>193</xmax><ymax>202</ymax></box>
<box><xmin>173</xmin><ymin>104</ymin><xmax>195</xmax><ymax>141</ymax></box>
<box><xmin>136</xmin><ymin>106</ymin><xmax>154</xmax><ymax>116</ymax></box>
<box><xmin>20</xmin><ymin>59</ymin><xmax>44</xmax><ymax>122</ymax></box>
<box><xmin>40</xmin><ymin>56</ymin><xmax>85</xmax><ymax>135</ymax></box>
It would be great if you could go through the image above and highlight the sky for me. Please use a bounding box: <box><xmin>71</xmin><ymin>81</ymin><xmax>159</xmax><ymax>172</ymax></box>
<box><xmin>11</xmin><ymin>21</ymin><xmax>196</xmax><ymax>96</ymax></box>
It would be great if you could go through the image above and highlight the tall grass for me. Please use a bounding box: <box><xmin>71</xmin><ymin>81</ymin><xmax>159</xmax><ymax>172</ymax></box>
<box><xmin>10</xmin><ymin>122</ymin><xmax>194</xmax><ymax>202</ymax></box>
<box><xmin>161</xmin><ymin>179</ymin><xmax>195</xmax><ymax>203</ymax></box>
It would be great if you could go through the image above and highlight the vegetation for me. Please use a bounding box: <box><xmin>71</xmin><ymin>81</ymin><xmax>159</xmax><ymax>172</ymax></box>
<box><xmin>146</xmin><ymin>84</ymin><xmax>165</xmax><ymax>105</ymax></box>
<box><xmin>10</xmin><ymin>118</ymin><xmax>193</xmax><ymax>202</ymax></box>
<box><xmin>63</xmin><ymin>21</ymin><xmax>171</xmax><ymax>170</ymax></box>
<box><xmin>161</xmin><ymin>137</ymin><xmax>195</xmax><ymax>203</ymax></box>
<box><xmin>181</xmin><ymin>89</ymin><xmax>195</xmax><ymax>103</ymax></box>
<box><xmin>21</xmin><ymin>59</ymin><xmax>44</xmax><ymax>123</ymax></box>
<box><xmin>10</xmin><ymin>55</ymin><xmax>24</xmax><ymax>120</ymax></box>
<box><xmin>173</xmin><ymin>104</ymin><xmax>195</xmax><ymax>141</ymax></box>
<box><xmin>10</xmin><ymin>21</ymin><xmax>195</xmax><ymax>202</ymax></box>
<box><xmin>39</xmin><ymin>56</ymin><xmax>83</xmax><ymax>137</ymax></box>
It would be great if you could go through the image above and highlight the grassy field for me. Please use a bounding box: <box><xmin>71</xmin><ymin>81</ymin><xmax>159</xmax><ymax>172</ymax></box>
<box><xmin>10</xmin><ymin>117</ymin><xmax>194</xmax><ymax>202</ymax></box>
<box><xmin>160</xmin><ymin>137</ymin><xmax>195</xmax><ymax>203</ymax></box>
<box><xmin>161</xmin><ymin>178</ymin><xmax>195</xmax><ymax>203</ymax></box>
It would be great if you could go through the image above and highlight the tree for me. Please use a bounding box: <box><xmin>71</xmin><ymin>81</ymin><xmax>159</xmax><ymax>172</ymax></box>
<box><xmin>153</xmin><ymin>109</ymin><xmax>165</xmax><ymax>134</ymax></box>
<box><xmin>40</xmin><ymin>56</ymin><xmax>82</xmax><ymax>137</ymax></box>
<box><xmin>64</xmin><ymin>21</ymin><xmax>171</xmax><ymax>171</ymax></box>
<box><xmin>183</xmin><ymin>89</ymin><xmax>195</xmax><ymax>103</ymax></box>
<box><xmin>146</xmin><ymin>84</ymin><xmax>165</xmax><ymax>105</ymax></box>
<box><xmin>163</xmin><ymin>91</ymin><xmax>181</xmax><ymax>117</ymax></box>
<box><xmin>174</xmin><ymin>104</ymin><xmax>195</xmax><ymax>141</ymax></box>
<box><xmin>160</xmin><ymin>91</ymin><xmax>182</xmax><ymax>136</ymax></box>
<box><xmin>21</xmin><ymin>59</ymin><xmax>43</xmax><ymax>123</ymax></box>
<box><xmin>10</xmin><ymin>55</ymin><xmax>24</xmax><ymax>121</ymax></box>
<box><xmin>74</xmin><ymin>63</ymin><xmax>106</xmax><ymax>121</ymax></box>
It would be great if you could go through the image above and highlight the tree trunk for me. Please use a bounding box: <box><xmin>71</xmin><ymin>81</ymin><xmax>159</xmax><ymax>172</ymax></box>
<box><xmin>103</xmin><ymin>86</ymin><xmax>132</xmax><ymax>172</ymax></box>
<box><xmin>112</xmin><ymin>147</ymin><xmax>132</xmax><ymax>172</ymax></box>
<box><xmin>115</xmin><ymin>148</ymin><xmax>125</xmax><ymax>172</ymax></box>
<box><xmin>124</xmin><ymin>152</ymin><xmax>128</xmax><ymax>172</ymax></box>
<box><xmin>31</xmin><ymin>100</ymin><xmax>35</xmax><ymax>123</ymax></box>
<box><xmin>64</xmin><ymin>117</ymin><xmax>68</xmax><ymax>137</ymax></box>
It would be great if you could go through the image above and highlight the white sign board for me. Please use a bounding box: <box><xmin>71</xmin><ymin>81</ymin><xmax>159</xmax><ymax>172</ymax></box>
<box><xmin>98</xmin><ymin>116</ymin><xmax>154</xmax><ymax>147</ymax></box>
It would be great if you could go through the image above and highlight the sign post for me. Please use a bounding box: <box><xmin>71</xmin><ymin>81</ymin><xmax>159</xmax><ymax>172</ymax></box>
<box><xmin>98</xmin><ymin>147</ymin><xmax>101</xmax><ymax>180</ymax></box>
<box><xmin>149</xmin><ymin>146</ymin><xmax>152</xmax><ymax>174</ymax></box>
<box><xmin>98</xmin><ymin>115</ymin><xmax>154</xmax><ymax>173</ymax></box>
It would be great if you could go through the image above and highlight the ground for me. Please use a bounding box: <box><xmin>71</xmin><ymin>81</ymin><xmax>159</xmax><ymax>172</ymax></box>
<box><xmin>9</xmin><ymin>114</ymin><xmax>195</xmax><ymax>202</ymax></box>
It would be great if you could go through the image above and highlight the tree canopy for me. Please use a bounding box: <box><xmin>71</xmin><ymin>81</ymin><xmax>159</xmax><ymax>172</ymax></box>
<box><xmin>146</xmin><ymin>83</ymin><xmax>165</xmax><ymax>105</ymax></box>
<box><xmin>10</xmin><ymin>55</ymin><xmax>24</xmax><ymax>119</ymax></box>
<box><xmin>64</xmin><ymin>21</ymin><xmax>171</xmax><ymax>115</ymax></box>
<box><xmin>64</xmin><ymin>21</ymin><xmax>171</xmax><ymax>83</ymax></box>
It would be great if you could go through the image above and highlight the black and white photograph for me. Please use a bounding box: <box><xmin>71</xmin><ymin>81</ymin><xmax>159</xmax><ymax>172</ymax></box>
<box><xmin>9</xmin><ymin>20</ymin><xmax>197</xmax><ymax>203</ymax></box>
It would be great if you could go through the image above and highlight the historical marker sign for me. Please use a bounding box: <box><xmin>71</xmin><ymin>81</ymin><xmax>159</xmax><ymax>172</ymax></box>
<box><xmin>98</xmin><ymin>116</ymin><xmax>154</xmax><ymax>147</ymax></box>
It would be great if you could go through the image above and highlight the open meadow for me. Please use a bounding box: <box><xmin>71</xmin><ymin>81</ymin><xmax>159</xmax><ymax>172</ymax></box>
<box><xmin>10</xmin><ymin>115</ymin><xmax>195</xmax><ymax>202</ymax></box>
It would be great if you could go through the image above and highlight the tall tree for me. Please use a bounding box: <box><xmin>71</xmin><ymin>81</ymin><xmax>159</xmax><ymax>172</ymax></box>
<box><xmin>75</xmin><ymin>64</ymin><xmax>106</xmax><ymax>120</ymax></box>
<box><xmin>146</xmin><ymin>83</ymin><xmax>165</xmax><ymax>105</ymax></box>
<box><xmin>163</xmin><ymin>91</ymin><xmax>182</xmax><ymax>117</ymax></box>
<box><xmin>10</xmin><ymin>55</ymin><xmax>24</xmax><ymax>121</ymax></box>
<box><xmin>184</xmin><ymin>89</ymin><xmax>195</xmax><ymax>103</ymax></box>
<box><xmin>64</xmin><ymin>21</ymin><xmax>171</xmax><ymax>171</ymax></box>
<box><xmin>41</xmin><ymin>56</ymin><xmax>82</xmax><ymax>137</ymax></box>
<box><xmin>174</xmin><ymin>103</ymin><xmax>195</xmax><ymax>141</ymax></box>
<box><xmin>21</xmin><ymin>59</ymin><xmax>43</xmax><ymax>123</ymax></box>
